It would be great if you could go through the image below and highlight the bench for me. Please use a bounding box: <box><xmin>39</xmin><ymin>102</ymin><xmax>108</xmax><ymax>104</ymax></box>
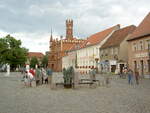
<box><xmin>80</xmin><ymin>79</ymin><xmax>100</xmax><ymax>86</ymax></box>
<box><xmin>56</xmin><ymin>83</ymin><xmax>64</xmax><ymax>86</ymax></box>
<box><xmin>79</xmin><ymin>79</ymin><xmax>94</xmax><ymax>86</ymax></box>
<box><xmin>79</xmin><ymin>81</ymin><xmax>93</xmax><ymax>85</ymax></box>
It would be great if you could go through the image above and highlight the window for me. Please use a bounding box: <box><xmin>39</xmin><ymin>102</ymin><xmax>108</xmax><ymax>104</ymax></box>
<box><xmin>86</xmin><ymin>49</ymin><xmax>88</xmax><ymax>56</ymax></box>
<box><xmin>139</xmin><ymin>41</ymin><xmax>143</xmax><ymax>50</ymax></box>
<box><xmin>134</xmin><ymin>61</ymin><xmax>137</xmax><ymax>71</ymax></box>
<box><xmin>100</xmin><ymin>50</ymin><xmax>102</xmax><ymax>54</ymax></box>
<box><xmin>114</xmin><ymin>48</ymin><xmax>118</xmax><ymax>54</ymax></box>
<box><xmin>133</xmin><ymin>43</ymin><xmax>137</xmax><ymax>51</ymax></box>
<box><xmin>147</xmin><ymin>60</ymin><xmax>150</xmax><ymax>72</ymax></box>
<box><xmin>146</xmin><ymin>40</ymin><xmax>150</xmax><ymax>50</ymax></box>
<box><xmin>111</xmin><ymin>48</ymin><xmax>114</xmax><ymax>55</ymax></box>
<box><xmin>105</xmin><ymin>49</ymin><xmax>108</xmax><ymax>54</ymax></box>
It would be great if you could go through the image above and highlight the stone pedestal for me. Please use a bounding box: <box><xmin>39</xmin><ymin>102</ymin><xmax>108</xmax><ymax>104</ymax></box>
<box><xmin>48</xmin><ymin>76</ymin><xmax>52</xmax><ymax>84</ymax></box>
<box><xmin>5</xmin><ymin>64</ymin><xmax>10</xmax><ymax>76</ymax></box>
<box><xmin>50</xmin><ymin>83</ymin><xmax>56</xmax><ymax>90</ymax></box>
<box><xmin>73</xmin><ymin>72</ymin><xmax>79</xmax><ymax>89</ymax></box>
<box><xmin>31</xmin><ymin>81</ymin><xmax>36</xmax><ymax>87</ymax></box>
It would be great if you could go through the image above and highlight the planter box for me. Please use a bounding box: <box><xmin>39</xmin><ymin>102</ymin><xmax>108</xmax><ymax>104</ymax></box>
<box><xmin>64</xmin><ymin>84</ymin><xmax>72</xmax><ymax>88</ymax></box>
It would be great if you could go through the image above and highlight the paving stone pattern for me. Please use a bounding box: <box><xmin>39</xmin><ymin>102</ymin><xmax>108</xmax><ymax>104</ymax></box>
<box><xmin>0</xmin><ymin>72</ymin><xmax>150</xmax><ymax>113</ymax></box>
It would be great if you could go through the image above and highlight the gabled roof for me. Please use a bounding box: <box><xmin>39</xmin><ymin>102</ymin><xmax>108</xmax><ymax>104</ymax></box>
<box><xmin>128</xmin><ymin>12</ymin><xmax>150</xmax><ymax>41</ymax></box>
<box><xmin>80</xmin><ymin>24</ymin><xmax>120</xmax><ymax>48</ymax></box>
<box><xmin>67</xmin><ymin>42</ymin><xmax>85</xmax><ymax>52</ymax></box>
<box><xmin>101</xmin><ymin>25</ymin><xmax>136</xmax><ymax>49</ymax></box>
<box><xmin>62</xmin><ymin>44</ymin><xmax>76</xmax><ymax>52</ymax></box>
<box><xmin>28</xmin><ymin>52</ymin><xmax>44</xmax><ymax>58</ymax></box>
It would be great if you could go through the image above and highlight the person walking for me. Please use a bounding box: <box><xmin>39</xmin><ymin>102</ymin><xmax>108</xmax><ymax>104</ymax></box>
<box><xmin>35</xmin><ymin>66</ymin><xmax>41</xmax><ymax>86</ymax></box>
<box><xmin>134</xmin><ymin>71</ymin><xmax>139</xmax><ymax>85</ymax></box>
<box><xmin>41</xmin><ymin>68</ymin><xmax>48</xmax><ymax>84</ymax></box>
<box><xmin>46</xmin><ymin>68</ymin><xmax>53</xmax><ymax>84</ymax></box>
<box><xmin>128</xmin><ymin>69</ymin><xmax>133</xmax><ymax>85</ymax></box>
<box><xmin>24</xmin><ymin>71</ymin><xmax>28</xmax><ymax>86</ymax></box>
<box><xmin>90</xmin><ymin>68</ymin><xmax>96</xmax><ymax>82</ymax></box>
<box><xmin>27</xmin><ymin>70</ymin><xmax>34</xmax><ymax>87</ymax></box>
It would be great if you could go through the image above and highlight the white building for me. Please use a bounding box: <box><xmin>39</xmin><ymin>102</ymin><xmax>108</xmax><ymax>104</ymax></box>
<box><xmin>62</xmin><ymin>47</ymin><xmax>77</xmax><ymax>70</ymax></box>
<box><xmin>76</xmin><ymin>25</ymin><xmax>120</xmax><ymax>74</ymax></box>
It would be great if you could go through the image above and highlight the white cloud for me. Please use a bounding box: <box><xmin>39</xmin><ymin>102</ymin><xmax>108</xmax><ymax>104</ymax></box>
<box><xmin>0</xmin><ymin>30</ymin><xmax>8</xmax><ymax>37</ymax></box>
<box><xmin>0</xmin><ymin>0</ymin><xmax>150</xmax><ymax>53</ymax></box>
<box><xmin>0</xmin><ymin>30</ymin><xmax>59</xmax><ymax>54</ymax></box>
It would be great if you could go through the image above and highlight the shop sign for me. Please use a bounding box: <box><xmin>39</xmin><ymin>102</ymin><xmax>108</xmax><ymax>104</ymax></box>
<box><xmin>110</xmin><ymin>60</ymin><xmax>117</xmax><ymax>65</ymax></box>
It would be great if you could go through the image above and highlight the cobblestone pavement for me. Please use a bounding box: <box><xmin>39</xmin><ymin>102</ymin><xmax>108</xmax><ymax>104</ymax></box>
<box><xmin>0</xmin><ymin>72</ymin><xmax>150</xmax><ymax>113</ymax></box>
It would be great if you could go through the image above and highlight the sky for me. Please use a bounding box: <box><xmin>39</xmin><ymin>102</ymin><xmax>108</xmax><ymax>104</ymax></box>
<box><xmin>0</xmin><ymin>0</ymin><xmax>149</xmax><ymax>54</ymax></box>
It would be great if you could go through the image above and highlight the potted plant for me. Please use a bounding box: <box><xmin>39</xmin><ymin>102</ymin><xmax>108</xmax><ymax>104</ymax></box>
<box><xmin>63</xmin><ymin>66</ymin><xmax>74</xmax><ymax>88</ymax></box>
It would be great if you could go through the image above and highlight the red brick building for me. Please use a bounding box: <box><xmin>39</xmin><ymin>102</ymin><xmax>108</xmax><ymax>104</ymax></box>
<box><xmin>127</xmin><ymin>12</ymin><xmax>150</xmax><ymax>77</ymax></box>
<box><xmin>48</xmin><ymin>19</ymin><xmax>85</xmax><ymax>72</ymax></box>
<box><xmin>27</xmin><ymin>52</ymin><xmax>44</xmax><ymax>65</ymax></box>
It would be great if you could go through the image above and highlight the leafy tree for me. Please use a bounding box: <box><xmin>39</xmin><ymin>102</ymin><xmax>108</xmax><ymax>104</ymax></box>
<box><xmin>0</xmin><ymin>35</ymin><xmax>28</xmax><ymax>69</ymax></box>
<box><xmin>41</xmin><ymin>55</ymin><xmax>48</xmax><ymax>68</ymax></box>
<box><xmin>30</xmin><ymin>57</ymin><xmax>39</xmax><ymax>68</ymax></box>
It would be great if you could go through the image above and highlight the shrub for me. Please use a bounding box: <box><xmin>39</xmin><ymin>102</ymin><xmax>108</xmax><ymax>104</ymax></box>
<box><xmin>63</xmin><ymin>66</ymin><xmax>74</xmax><ymax>86</ymax></box>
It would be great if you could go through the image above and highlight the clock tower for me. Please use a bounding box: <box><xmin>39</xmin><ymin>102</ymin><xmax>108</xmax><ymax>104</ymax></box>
<box><xmin>66</xmin><ymin>19</ymin><xmax>73</xmax><ymax>40</ymax></box>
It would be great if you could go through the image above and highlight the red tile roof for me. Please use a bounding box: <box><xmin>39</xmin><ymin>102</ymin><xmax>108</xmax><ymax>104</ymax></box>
<box><xmin>62</xmin><ymin>44</ymin><xmax>75</xmax><ymax>52</ymax></box>
<box><xmin>28</xmin><ymin>52</ymin><xmax>44</xmax><ymax>58</ymax></box>
<box><xmin>128</xmin><ymin>12</ymin><xmax>150</xmax><ymax>41</ymax></box>
<box><xmin>81</xmin><ymin>24</ymin><xmax>120</xmax><ymax>48</ymax></box>
<box><xmin>101</xmin><ymin>25</ymin><xmax>136</xmax><ymax>49</ymax></box>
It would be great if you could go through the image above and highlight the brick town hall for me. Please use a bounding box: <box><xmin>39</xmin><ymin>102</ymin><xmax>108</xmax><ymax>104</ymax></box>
<box><xmin>48</xmin><ymin>19</ymin><xmax>84</xmax><ymax>72</ymax></box>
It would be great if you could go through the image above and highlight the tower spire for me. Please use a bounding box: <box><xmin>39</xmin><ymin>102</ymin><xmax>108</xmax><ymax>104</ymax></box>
<box><xmin>50</xmin><ymin>28</ymin><xmax>53</xmax><ymax>42</ymax></box>
<box><xmin>66</xmin><ymin>19</ymin><xmax>73</xmax><ymax>40</ymax></box>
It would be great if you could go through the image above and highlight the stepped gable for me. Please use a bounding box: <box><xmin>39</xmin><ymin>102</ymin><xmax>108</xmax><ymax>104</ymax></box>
<box><xmin>101</xmin><ymin>25</ymin><xmax>136</xmax><ymax>49</ymax></box>
<box><xmin>61</xmin><ymin>38</ymin><xmax>85</xmax><ymax>52</ymax></box>
<box><xmin>128</xmin><ymin>12</ymin><xmax>150</xmax><ymax>41</ymax></box>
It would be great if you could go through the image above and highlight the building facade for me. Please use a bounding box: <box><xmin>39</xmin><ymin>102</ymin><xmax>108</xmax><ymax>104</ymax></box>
<box><xmin>62</xmin><ymin>50</ymin><xmax>77</xmax><ymax>69</ymax></box>
<box><xmin>76</xmin><ymin>24</ymin><xmax>120</xmax><ymax>74</ymax></box>
<box><xmin>100</xmin><ymin>25</ymin><xmax>136</xmax><ymax>73</ymax></box>
<box><xmin>128</xmin><ymin>12</ymin><xmax>150</xmax><ymax>77</ymax></box>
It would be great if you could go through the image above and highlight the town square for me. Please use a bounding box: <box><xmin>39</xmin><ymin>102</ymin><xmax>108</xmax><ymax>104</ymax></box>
<box><xmin>0</xmin><ymin>0</ymin><xmax>150</xmax><ymax>113</ymax></box>
<box><xmin>0</xmin><ymin>72</ymin><xmax>150</xmax><ymax>113</ymax></box>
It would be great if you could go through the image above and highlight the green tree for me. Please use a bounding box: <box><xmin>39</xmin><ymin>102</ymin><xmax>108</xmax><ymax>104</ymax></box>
<box><xmin>41</xmin><ymin>55</ymin><xmax>48</xmax><ymax>68</ymax></box>
<box><xmin>30</xmin><ymin>57</ymin><xmax>39</xmax><ymax>68</ymax></box>
<box><xmin>0</xmin><ymin>35</ymin><xmax>28</xmax><ymax>69</ymax></box>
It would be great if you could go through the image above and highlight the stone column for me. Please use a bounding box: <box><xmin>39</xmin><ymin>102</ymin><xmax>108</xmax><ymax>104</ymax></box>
<box><xmin>48</xmin><ymin>76</ymin><xmax>52</xmax><ymax>84</ymax></box>
<box><xmin>73</xmin><ymin>72</ymin><xmax>79</xmax><ymax>89</ymax></box>
<box><xmin>5</xmin><ymin>64</ymin><xmax>10</xmax><ymax>76</ymax></box>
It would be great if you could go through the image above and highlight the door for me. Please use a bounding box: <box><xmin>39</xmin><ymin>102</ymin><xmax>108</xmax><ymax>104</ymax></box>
<box><xmin>111</xmin><ymin>65</ymin><xmax>116</xmax><ymax>72</ymax></box>
<box><xmin>120</xmin><ymin>64</ymin><xmax>124</xmax><ymax>74</ymax></box>
<box><xmin>134</xmin><ymin>61</ymin><xmax>137</xmax><ymax>72</ymax></box>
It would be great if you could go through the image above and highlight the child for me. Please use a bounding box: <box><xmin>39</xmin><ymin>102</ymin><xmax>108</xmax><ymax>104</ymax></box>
<box><xmin>24</xmin><ymin>71</ymin><xmax>28</xmax><ymax>86</ymax></box>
